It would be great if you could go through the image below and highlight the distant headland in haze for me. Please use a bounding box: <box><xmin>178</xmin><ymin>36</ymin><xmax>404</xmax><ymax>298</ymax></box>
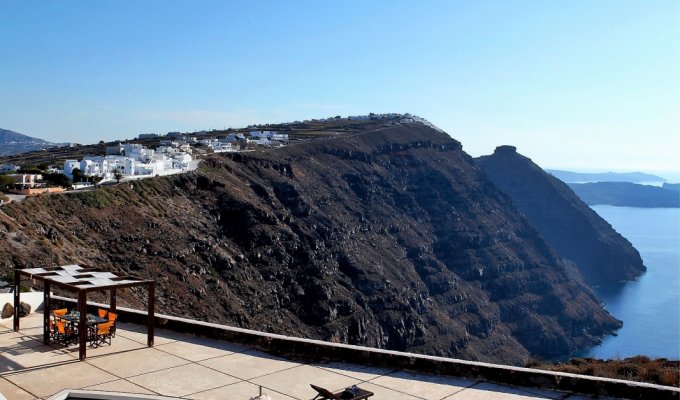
<box><xmin>543</xmin><ymin>169</ymin><xmax>679</xmax><ymax>208</ymax></box>
<box><xmin>0</xmin><ymin>128</ymin><xmax>65</xmax><ymax>156</ymax></box>
<box><xmin>546</xmin><ymin>170</ymin><xmax>667</xmax><ymax>184</ymax></box>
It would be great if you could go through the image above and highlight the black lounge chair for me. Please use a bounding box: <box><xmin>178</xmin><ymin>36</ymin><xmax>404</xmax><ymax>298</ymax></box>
<box><xmin>310</xmin><ymin>384</ymin><xmax>373</xmax><ymax>400</ymax></box>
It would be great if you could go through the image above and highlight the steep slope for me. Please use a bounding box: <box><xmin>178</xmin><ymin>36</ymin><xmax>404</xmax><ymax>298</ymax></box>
<box><xmin>0</xmin><ymin>124</ymin><xmax>620</xmax><ymax>364</ymax></box>
<box><xmin>0</xmin><ymin>128</ymin><xmax>59</xmax><ymax>156</ymax></box>
<box><xmin>476</xmin><ymin>146</ymin><xmax>645</xmax><ymax>284</ymax></box>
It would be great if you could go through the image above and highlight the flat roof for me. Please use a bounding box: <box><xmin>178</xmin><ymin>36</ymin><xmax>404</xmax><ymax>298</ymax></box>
<box><xmin>1</xmin><ymin>312</ymin><xmax>625</xmax><ymax>400</ymax></box>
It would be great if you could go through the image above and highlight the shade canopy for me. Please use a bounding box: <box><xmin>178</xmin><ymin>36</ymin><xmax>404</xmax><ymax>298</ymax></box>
<box><xmin>13</xmin><ymin>264</ymin><xmax>155</xmax><ymax>360</ymax></box>
<box><xmin>16</xmin><ymin>264</ymin><xmax>149</xmax><ymax>291</ymax></box>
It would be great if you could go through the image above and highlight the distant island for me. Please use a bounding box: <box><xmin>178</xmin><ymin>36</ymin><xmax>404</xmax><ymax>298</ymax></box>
<box><xmin>0</xmin><ymin>128</ymin><xmax>64</xmax><ymax>157</ymax></box>
<box><xmin>569</xmin><ymin>182</ymin><xmax>680</xmax><ymax>208</ymax></box>
<box><xmin>547</xmin><ymin>170</ymin><xmax>666</xmax><ymax>183</ymax></box>
<box><xmin>663</xmin><ymin>183</ymin><xmax>680</xmax><ymax>193</ymax></box>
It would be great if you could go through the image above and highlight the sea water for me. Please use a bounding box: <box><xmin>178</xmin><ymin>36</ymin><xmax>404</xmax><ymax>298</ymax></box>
<box><xmin>584</xmin><ymin>205</ymin><xmax>680</xmax><ymax>359</ymax></box>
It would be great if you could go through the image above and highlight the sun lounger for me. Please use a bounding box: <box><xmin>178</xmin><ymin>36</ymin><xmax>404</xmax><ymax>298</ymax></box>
<box><xmin>310</xmin><ymin>384</ymin><xmax>373</xmax><ymax>400</ymax></box>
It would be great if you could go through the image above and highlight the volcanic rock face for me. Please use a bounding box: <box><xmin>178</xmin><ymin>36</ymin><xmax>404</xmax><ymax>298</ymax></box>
<box><xmin>475</xmin><ymin>146</ymin><xmax>645</xmax><ymax>284</ymax></box>
<box><xmin>0</xmin><ymin>123</ymin><xmax>620</xmax><ymax>364</ymax></box>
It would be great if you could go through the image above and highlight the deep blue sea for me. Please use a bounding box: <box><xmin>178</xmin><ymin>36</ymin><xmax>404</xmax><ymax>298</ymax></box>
<box><xmin>584</xmin><ymin>205</ymin><xmax>680</xmax><ymax>360</ymax></box>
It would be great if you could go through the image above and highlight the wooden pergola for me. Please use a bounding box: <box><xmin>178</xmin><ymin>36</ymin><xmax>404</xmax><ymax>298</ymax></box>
<box><xmin>13</xmin><ymin>264</ymin><xmax>155</xmax><ymax>361</ymax></box>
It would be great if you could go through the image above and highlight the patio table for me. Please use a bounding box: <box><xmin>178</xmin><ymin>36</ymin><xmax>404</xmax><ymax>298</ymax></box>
<box><xmin>53</xmin><ymin>312</ymin><xmax>109</xmax><ymax>346</ymax></box>
<box><xmin>57</xmin><ymin>312</ymin><xmax>108</xmax><ymax>326</ymax></box>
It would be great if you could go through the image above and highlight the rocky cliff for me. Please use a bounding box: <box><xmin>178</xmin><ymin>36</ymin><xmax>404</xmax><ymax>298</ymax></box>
<box><xmin>0</xmin><ymin>123</ymin><xmax>620</xmax><ymax>364</ymax></box>
<box><xmin>475</xmin><ymin>146</ymin><xmax>646</xmax><ymax>284</ymax></box>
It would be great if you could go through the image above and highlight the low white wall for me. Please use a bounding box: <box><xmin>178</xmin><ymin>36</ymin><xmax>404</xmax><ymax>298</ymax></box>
<box><xmin>0</xmin><ymin>291</ymin><xmax>45</xmax><ymax>320</ymax></box>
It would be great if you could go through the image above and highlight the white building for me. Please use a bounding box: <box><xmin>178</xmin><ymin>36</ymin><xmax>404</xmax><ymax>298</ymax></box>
<box><xmin>64</xmin><ymin>142</ymin><xmax>192</xmax><ymax>181</ymax></box>
<box><xmin>8</xmin><ymin>174</ymin><xmax>43</xmax><ymax>187</ymax></box>
<box><xmin>271</xmin><ymin>133</ymin><xmax>288</xmax><ymax>142</ymax></box>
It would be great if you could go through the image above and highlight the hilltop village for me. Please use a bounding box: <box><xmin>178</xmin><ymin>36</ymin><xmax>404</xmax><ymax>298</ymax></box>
<box><xmin>0</xmin><ymin>113</ymin><xmax>432</xmax><ymax>203</ymax></box>
<box><xmin>0</xmin><ymin>129</ymin><xmax>289</xmax><ymax>200</ymax></box>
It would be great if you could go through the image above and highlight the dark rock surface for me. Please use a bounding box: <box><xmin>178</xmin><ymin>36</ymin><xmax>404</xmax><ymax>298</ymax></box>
<box><xmin>0</xmin><ymin>122</ymin><xmax>621</xmax><ymax>364</ymax></box>
<box><xmin>476</xmin><ymin>146</ymin><xmax>646</xmax><ymax>284</ymax></box>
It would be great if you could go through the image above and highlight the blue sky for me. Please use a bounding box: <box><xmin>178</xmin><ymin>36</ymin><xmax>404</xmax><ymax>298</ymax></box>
<box><xmin>1</xmin><ymin>1</ymin><xmax>678</xmax><ymax>172</ymax></box>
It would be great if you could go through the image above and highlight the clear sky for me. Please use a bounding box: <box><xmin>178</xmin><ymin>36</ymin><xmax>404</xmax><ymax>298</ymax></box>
<box><xmin>1</xmin><ymin>1</ymin><xmax>678</xmax><ymax>173</ymax></box>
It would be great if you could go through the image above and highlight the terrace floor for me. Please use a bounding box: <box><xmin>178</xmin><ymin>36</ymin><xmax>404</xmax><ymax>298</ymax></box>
<box><xmin>1</xmin><ymin>313</ymin><xmax>618</xmax><ymax>400</ymax></box>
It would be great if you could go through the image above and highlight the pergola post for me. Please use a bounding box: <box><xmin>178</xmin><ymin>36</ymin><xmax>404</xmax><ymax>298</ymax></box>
<box><xmin>13</xmin><ymin>269</ymin><xmax>20</xmax><ymax>331</ymax></box>
<box><xmin>78</xmin><ymin>290</ymin><xmax>88</xmax><ymax>361</ymax></box>
<box><xmin>43</xmin><ymin>281</ymin><xmax>51</xmax><ymax>344</ymax></box>
<box><xmin>110</xmin><ymin>288</ymin><xmax>117</xmax><ymax>313</ymax></box>
<box><xmin>147</xmin><ymin>281</ymin><xmax>155</xmax><ymax>347</ymax></box>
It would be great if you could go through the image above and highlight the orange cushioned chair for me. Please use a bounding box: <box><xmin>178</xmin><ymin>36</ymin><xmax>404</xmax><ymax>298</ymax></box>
<box><xmin>55</xmin><ymin>320</ymin><xmax>77</xmax><ymax>346</ymax></box>
<box><xmin>98</xmin><ymin>308</ymin><xmax>108</xmax><ymax>319</ymax></box>
<box><xmin>90</xmin><ymin>321</ymin><xmax>113</xmax><ymax>348</ymax></box>
<box><xmin>107</xmin><ymin>312</ymin><xmax>118</xmax><ymax>337</ymax></box>
<box><xmin>53</xmin><ymin>308</ymin><xmax>68</xmax><ymax>318</ymax></box>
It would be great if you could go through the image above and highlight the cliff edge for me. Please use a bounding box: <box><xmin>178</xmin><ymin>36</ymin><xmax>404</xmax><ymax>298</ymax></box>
<box><xmin>475</xmin><ymin>146</ymin><xmax>646</xmax><ymax>284</ymax></box>
<box><xmin>0</xmin><ymin>123</ymin><xmax>620</xmax><ymax>364</ymax></box>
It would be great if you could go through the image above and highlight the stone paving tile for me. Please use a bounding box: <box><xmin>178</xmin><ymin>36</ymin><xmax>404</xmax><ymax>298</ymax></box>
<box><xmin>445</xmin><ymin>382</ymin><xmax>558</xmax><ymax>399</ymax></box>
<box><xmin>0</xmin><ymin>343</ymin><xmax>74</xmax><ymax>374</ymax></box>
<box><xmin>313</xmin><ymin>361</ymin><xmax>395</xmax><ymax>381</ymax></box>
<box><xmin>4</xmin><ymin>359</ymin><xmax>118</xmax><ymax>399</ymax></box>
<box><xmin>199</xmin><ymin>349</ymin><xmax>300</xmax><ymax>380</ymax></box>
<box><xmin>115</xmin><ymin>328</ymin><xmax>178</xmax><ymax>346</ymax></box>
<box><xmin>115</xmin><ymin>321</ymin><xmax>147</xmax><ymax>332</ymax></box>
<box><xmin>370</xmin><ymin>370</ymin><xmax>474</xmax><ymax>400</ymax></box>
<box><xmin>355</xmin><ymin>382</ymin><xmax>424</xmax><ymax>400</ymax></box>
<box><xmin>516</xmin><ymin>385</ymin><xmax>567</xmax><ymax>399</ymax></box>
<box><xmin>0</xmin><ymin>334</ymin><xmax>44</xmax><ymax>350</ymax></box>
<box><xmin>9</xmin><ymin>317</ymin><xmax>43</xmax><ymax>330</ymax></box>
<box><xmin>84</xmin><ymin>378</ymin><xmax>156</xmax><ymax>395</ymax></box>
<box><xmin>11</xmin><ymin>326</ymin><xmax>44</xmax><ymax>337</ymax></box>
<box><xmin>86</xmin><ymin>346</ymin><xmax>190</xmax><ymax>378</ymax></box>
<box><xmin>0</xmin><ymin>313</ymin><xmax>631</xmax><ymax>400</ymax></box>
<box><xmin>127</xmin><ymin>363</ymin><xmax>239</xmax><ymax>398</ymax></box>
<box><xmin>185</xmin><ymin>380</ymin><xmax>296</xmax><ymax>400</ymax></box>
<box><xmin>59</xmin><ymin>335</ymin><xmax>147</xmax><ymax>359</ymax></box>
<box><xmin>251</xmin><ymin>365</ymin><xmax>360</xmax><ymax>399</ymax></box>
<box><xmin>0</xmin><ymin>376</ymin><xmax>37</xmax><ymax>400</ymax></box>
<box><xmin>155</xmin><ymin>336</ymin><xmax>250</xmax><ymax>362</ymax></box>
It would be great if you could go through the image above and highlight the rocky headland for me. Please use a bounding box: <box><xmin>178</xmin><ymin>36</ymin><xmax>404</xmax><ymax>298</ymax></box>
<box><xmin>0</xmin><ymin>121</ymin><xmax>623</xmax><ymax>365</ymax></box>
<box><xmin>475</xmin><ymin>146</ymin><xmax>646</xmax><ymax>285</ymax></box>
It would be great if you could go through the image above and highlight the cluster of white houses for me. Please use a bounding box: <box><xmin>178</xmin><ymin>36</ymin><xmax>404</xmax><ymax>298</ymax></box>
<box><xmin>61</xmin><ymin>131</ymin><xmax>289</xmax><ymax>182</ymax></box>
<box><xmin>197</xmin><ymin>131</ymin><xmax>289</xmax><ymax>152</ymax></box>
<box><xmin>64</xmin><ymin>142</ymin><xmax>194</xmax><ymax>182</ymax></box>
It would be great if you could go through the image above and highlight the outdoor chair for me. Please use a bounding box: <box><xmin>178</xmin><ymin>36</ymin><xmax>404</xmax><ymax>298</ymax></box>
<box><xmin>98</xmin><ymin>308</ymin><xmax>108</xmax><ymax>319</ymax></box>
<box><xmin>54</xmin><ymin>320</ymin><xmax>77</xmax><ymax>346</ymax></box>
<box><xmin>310</xmin><ymin>384</ymin><xmax>373</xmax><ymax>400</ymax></box>
<box><xmin>107</xmin><ymin>311</ymin><xmax>118</xmax><ymax>337</ymax></box>
<box><xmin>48</xmin><ymin>317</ymin><xmax>59</xmax><ymax>343</ymax></box>
<box><xmin>89</xmin><ymin>321</ymin><xmax>113</xmax><ymax>348</ymax></box>
<box><xmin>53</xmin><ymin>308</ymin><xmax>68</xmax><ymax>318</ymax></box>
